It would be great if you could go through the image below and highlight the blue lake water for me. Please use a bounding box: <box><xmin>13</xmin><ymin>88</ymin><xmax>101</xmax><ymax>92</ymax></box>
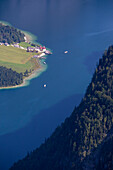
<box><xmin>0</xmin><ymin>0</ymin><xmax>113</xmax><ymax>169</ymax></box>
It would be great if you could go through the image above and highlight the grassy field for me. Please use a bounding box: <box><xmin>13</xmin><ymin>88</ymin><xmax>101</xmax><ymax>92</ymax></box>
<box><xmin>0</xmin><ymin>45</ymin><xmax>40</xmax><ymax>73</ymax></box>
<box><xmin>19</xmin><ymin>42</ymin><xmax>34</xmax><ymax>48</ymax></box>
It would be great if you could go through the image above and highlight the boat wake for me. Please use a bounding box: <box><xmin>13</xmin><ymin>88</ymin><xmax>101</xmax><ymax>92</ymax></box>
<box><xmin>86</xmin><ymin>28</ymin><xmax>113</xmax><ymax>37</ymax></box>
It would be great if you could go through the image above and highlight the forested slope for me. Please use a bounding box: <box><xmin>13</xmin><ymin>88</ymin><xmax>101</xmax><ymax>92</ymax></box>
<box><xmin>0</xmin><ymin>66</ymin><xmax>23</xmax><ymax>87</ymax></box>
<box><xmin>0</xmin><ymin>23</ymin><xmax>25</xmax><ymax>44</ymax></box>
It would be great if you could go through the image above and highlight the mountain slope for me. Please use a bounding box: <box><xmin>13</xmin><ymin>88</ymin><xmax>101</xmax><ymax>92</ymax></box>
<box><xmin>96</xmin><ymin>134</ymin><xmax>113</xmax><ymax>170</ymax></box>
<box><xmin>10</xmin><ymin>46</ymin><xmax>113</xmax><ymax>170</ymax></box>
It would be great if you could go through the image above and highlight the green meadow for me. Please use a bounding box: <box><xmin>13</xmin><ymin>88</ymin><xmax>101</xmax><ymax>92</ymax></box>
<box><xmin>0</xmin><ymin>45</ymin><xmax>40</xmax><ymax>73</ymax></box>
<box><xmin>19</xmin><ymin>42</ymin><xmax>34</xmax><ymax>48</ymax></box>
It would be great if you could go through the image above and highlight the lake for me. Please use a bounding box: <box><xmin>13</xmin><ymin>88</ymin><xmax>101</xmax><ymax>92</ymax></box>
<box><xmin>0</xmin><ymin>0</ymin><xmax>113</xmax><ymax>169</ymax></box>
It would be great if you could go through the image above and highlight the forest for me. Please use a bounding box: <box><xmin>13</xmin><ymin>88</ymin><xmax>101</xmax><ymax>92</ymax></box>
<box><xmin>0</xmin><ymin>66</ymin><xmax>23</xmax><ymax>87</ymax></box>
<box><xmin>10</xmin><ymin>46</ymin><xmax>113</xmax><ymax>170</ymax></box>
<box><xmin>0</xmin><ymin>23</ymin><xmax>25</xmax><ymax>44</ymax></box>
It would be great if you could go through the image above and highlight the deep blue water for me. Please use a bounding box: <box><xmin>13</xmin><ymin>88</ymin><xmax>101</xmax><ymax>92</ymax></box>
<box><xmin>0</xmin><ymin>0</ymin><xmax>113</xmax><ymax>169</ymax></box>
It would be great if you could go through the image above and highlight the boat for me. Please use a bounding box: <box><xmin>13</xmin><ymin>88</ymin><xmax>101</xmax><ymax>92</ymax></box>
<box><xmin>43</xmin><ymin>62</ymin><xmax>46</xmax><ymax>64</ymax></box>
<box><xmin>45</xmin><ymin>50</ymin><xmax>52</xmax><ymax>55</ymax></box>
<box><xmin>64</xmin><ymin>51</ymin><xmax>68</xmax><ymax>54</ymax></box>
<box><xmin>44</xmin><ymin>84</ymin><xmax>47</xmax><ymax>87</ymax></box>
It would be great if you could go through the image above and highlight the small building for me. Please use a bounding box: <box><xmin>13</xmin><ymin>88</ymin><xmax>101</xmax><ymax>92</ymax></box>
<box><xmin>35</xmin><ymin>48</ymin><xmax>40</xmax><ymax>52</ymax></box>
<box><xmin>38</xmin><ymin>53</ymin><xmax>46</xmax><ymax>58</ymax></box>
<box><xmin>24</xmin><ymin>36</ymin><xmax>27</xmax><ymax>42</ymax></box>
<box><xmin>39</xmin><ymin>46</ymin><xmax>43</xmax><ymax>50</ymax></box>
<box><xmin>27</xmin><ymin>47</ymin><xmax>35</xmax><ymax>52</ymax></box>
<box><xmin>4</xmin><ymin>43</ymin><xmax>9</xmax><ymax>46</ymax></box>
<box><xmin>14</xmin><ymin>44</ymin><xmax>20</xmax><ymax>48</ymax></box>
<box><xmin>42</xmin><ymin>46</ymin><xmax>46</xmax><ymax>52</ymax></box>
<box><xmin>42</xmin><ymin>48</ymin><xmax>46</xmax><ymax>52</ymax></box>
<box><xmin>33</xmin><ymin>55</ymin><xmax>39</xmax><ymax>58</ymax></box>
<box><xmin>20</xmin><ymin>46</ymin><xmax>24</xmax><ymax>49</ymax></box>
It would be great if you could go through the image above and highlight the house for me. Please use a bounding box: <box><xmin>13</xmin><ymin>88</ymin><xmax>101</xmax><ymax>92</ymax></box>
<box><xmin>24</xmin><ymin>36</ymin><xmax>27</xmax><ymax>42</ymax></box>
<box><xmin>27</xmin><ymin>47</ymin><xmax>35</xmax><ymax>52</ymax></box>
<box><xmin>33</xmin><ymin>55</ymin><xmax>39</xmax><ymax>58</ymax></box>
<box><xmin>39</xmin><ymin>46</ymin><xmax>43</xmax><ymax>50</ymax></box>
<box><xmin>20</xmin><ymin>46</ymin><xmax>24</xmax><ymax>50</ymax></box>
<box><xmin>35</xmin><ymin>48</ymin><xmax>40</xmax><ymax>52</ymax></box>
<box><xmin>38</xmin><ymin>46</ymin><xmax>46</xmax><ymax>52</ymax></box>
<box><xmin>42</xmin><ymin>46</ymin><xmax>46</xmax><ymax>52</ymax></box>
<box><xmin>4</xmin><ymin>43</ymin><xmax>9</xmax><ymax>46</ymax></box>
<box><xmin>38</xmin><ymin>53</ymin><xmax>46</xmax><ymax>58</ymax></box>
<box><xmin>0</xmin><ymin>42</ymin><xmax>3</xmax><ymax>45</ymax></box>
<box><xmin>14</xmin><ymin>44</ymin><xmax>20</xmax><ymax>48</ymax></box>
<box><xmin>27</xmin><ymin>46</ymin><xmax>46</xmax><ymax>53</ymax></box>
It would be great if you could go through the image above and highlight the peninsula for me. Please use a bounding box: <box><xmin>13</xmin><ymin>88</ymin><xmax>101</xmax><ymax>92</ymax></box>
<box><xmin>0</xmin><ymin>22</ymin><xmax>52</xmax><ymax>89</ymax></box>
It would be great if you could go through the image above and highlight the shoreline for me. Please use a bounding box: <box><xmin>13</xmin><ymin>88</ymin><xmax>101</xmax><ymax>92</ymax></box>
<box><xmin>0</xmin><ymin>60</ymin><xmax>47</xmax><ymax>90</ymax></box>
<box><xmin>0</xmin><ymin>21</ymin><xmax>50</xmax><ymax>90</ymax></box>
<box><xmin>23</xmin><ymin>31</ymin><xmax>37</xmax><ymax>44</ymax></box>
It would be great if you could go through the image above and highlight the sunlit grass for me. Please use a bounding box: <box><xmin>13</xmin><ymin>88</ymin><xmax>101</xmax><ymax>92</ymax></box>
<box><xmin>0</xmin><ymin>45</ymin><xmax>40</xmax><ymax>73</ymax></box>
